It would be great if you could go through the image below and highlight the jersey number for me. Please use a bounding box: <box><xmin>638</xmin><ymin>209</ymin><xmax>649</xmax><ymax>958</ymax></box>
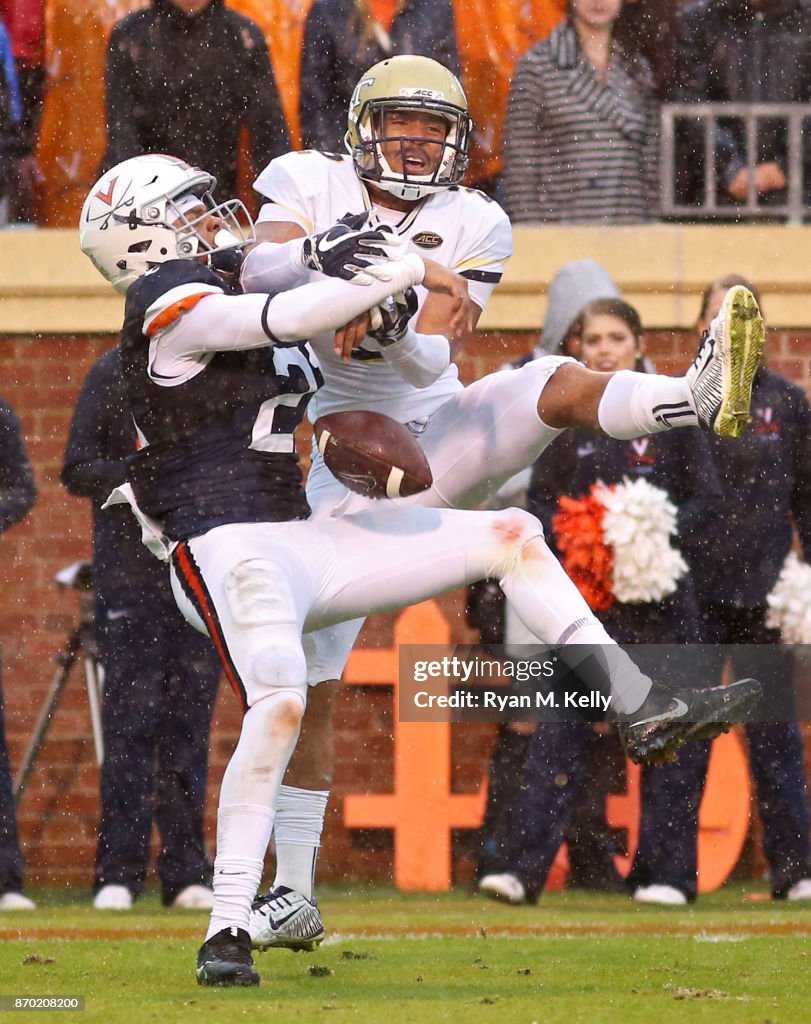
<box><xmin>250</xmin><ymin>345</ymin><xmax>324</xmax><ymax>454</ymax></box>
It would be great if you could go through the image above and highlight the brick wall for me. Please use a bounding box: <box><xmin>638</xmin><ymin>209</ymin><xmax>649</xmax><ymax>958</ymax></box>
<box><xmin>2</xmin><ymin>328</ymin><xmax>809</xmax><ymax>889</ymax></box>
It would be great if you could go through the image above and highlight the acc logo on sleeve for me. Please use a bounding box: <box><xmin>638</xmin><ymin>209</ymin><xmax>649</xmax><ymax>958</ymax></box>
<box><xmin>412</xmin><ymin>231</ymin><xmax>443</xmax><ymax>250</ymax></box>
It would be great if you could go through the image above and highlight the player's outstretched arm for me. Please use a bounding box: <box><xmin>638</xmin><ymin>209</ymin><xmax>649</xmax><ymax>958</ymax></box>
<box><xmin>365</xmin><ymin>290</ymin><xmax>452</xmax><ymax>389</ymax></box>
<box><xmin>242</xmin><ymin>216</ymin><xmax>404</xmax><ymax>294</ymax></box>
<box><xmin>266</xmin><ymin>254</ymin><xmax>424</xmax><ymax>341</ymax></box>
<box><xmin>148</xmin><ymin>255</ymin><xmax>427</xmax><ymax>374</ymax></box>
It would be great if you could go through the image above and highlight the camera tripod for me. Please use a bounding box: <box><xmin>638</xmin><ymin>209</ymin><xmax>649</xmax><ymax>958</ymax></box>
<box><xmin>13</xmin><ymin>561</ymin><xmax>105</xmax><ymax>802</ymax></box>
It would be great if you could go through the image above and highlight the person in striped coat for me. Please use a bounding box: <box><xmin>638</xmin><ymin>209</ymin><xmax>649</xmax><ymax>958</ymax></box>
<box><xmin>502</xmin><ymin>0</ymin><xmax>660</xmax><ymax>224</ymax></box>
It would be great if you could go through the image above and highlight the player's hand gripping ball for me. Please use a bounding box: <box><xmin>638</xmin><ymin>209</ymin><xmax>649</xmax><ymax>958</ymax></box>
<box><xmin>313</xmin><ymin>411</ymin><xmax>433</xmax><ymax>499</ymax></box>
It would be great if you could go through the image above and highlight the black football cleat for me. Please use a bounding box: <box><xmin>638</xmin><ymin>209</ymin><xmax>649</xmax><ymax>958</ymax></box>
<box><xmin>196</xmin><ymin>926</ymin><xmax>260</xmax><ymax>987</ymax></box>
<box><xmin>617</xmin><ymin>677</ymin><xmax>762</xmax><ymax>765</ymax></box>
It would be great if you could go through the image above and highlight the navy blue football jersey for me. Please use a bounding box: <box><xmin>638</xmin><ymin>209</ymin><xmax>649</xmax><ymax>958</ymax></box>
<box><xmin>119</xmin><ymin>261</ymin><xmax>323</xmax><ymax>540</ymax></box>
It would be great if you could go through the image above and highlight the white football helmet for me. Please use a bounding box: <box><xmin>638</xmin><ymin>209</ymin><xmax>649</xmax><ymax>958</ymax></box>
<box><xmin>345</xmin><ymin>55</ymin><xmax>471</xmax><ymax>202</ymax></box>
<box><xmin>79</xmin><ymin>153</ymin><xmax>254</xmax><ymax>293</ymax></box>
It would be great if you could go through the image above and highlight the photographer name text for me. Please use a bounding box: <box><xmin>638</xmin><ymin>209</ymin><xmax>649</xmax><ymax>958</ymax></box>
<box><xmin>411</xmin><ymin>689</ymin><xmax>612</xmax><ymax>712</ymax></box>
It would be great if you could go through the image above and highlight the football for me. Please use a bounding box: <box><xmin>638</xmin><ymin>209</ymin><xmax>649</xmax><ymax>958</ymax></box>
<box><xmin>313</xmin><ymin>411</ymin><xmax>433</xmax><ymax>499</ymax></box>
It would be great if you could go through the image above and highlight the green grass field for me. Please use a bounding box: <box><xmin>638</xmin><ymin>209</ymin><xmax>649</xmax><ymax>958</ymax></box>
<box><xmin>1</xmin><ymin>886</ymin><xmax>809</xmax><ymax>1023</ymax></box>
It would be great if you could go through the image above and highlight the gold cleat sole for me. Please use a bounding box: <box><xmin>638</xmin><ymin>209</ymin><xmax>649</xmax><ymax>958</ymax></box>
<box><xmin>714</xmin><ymin>285</ymin><xmax>766</xmax><ymax>439</ymax></box>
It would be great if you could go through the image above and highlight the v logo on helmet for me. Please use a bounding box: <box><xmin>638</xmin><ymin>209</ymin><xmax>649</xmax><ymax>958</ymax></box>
<box><xmin>95</xmin><ymin>177</ymin><xmax>118</xmax><ymax>206</ymax></box>
<box><xmin>85</xmin><ymin>180</ymin><xmax>136</xmax><ymax>231</ymax></box>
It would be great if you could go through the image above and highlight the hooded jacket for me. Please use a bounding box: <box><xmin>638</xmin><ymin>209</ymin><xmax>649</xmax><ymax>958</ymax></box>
<box><xmin>540</xmin><ymin>259</ymin><xmax>620</xmax><ymax>356</ymax></box>
<box><xmin>100</xmin><ymin>0</ymin><xmax>289</xmax><ymax>197</ymax></box>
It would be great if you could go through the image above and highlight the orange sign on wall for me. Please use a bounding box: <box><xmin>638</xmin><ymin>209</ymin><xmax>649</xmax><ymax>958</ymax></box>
<box><xmin>344</xmin><ymin>601</ymin><xmax>485</xmax><ymax>890</ymax></box>
<box><xmin>344</xmin><ymin>601</ymin><xmax>752</xmax><ymax>893</ymax></box>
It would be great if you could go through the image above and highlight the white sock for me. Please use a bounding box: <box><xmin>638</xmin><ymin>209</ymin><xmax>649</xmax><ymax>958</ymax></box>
<box><xmin>205</xmin><ymin>691</ymin><xmax>305</xmax><ymax>939</ymax></box>
<box><xmin>500</xmin><ymin>537</ymin><xmax>652</xmax><ymax>716</ymax></box>
<box><xmin>598</xmin><ymin>370</ymin><xmax>698</xmax><ymax>439</ymax></box>
<box><xmin>560</xmin><ymin>619</ymin><xmax>652</xmax><ymax>716</ymax></box>
<box><xmin>272</xmin><ymin>786</ymin><xmax>330</xmax><ymax>900</ymax></box>
<box><xmin>206</xmin><ymin>803</ymin><xmax>274</xmax><ymax>939</ymax></box>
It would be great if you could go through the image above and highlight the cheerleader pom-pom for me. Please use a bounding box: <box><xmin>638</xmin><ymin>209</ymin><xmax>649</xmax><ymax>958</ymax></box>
<box><xmin>552</xmin><ymin>488</ymin><xmax>614</xmax><ymax>611</ymax></box>
<box><xmin>552</xmin><ymin>478</ymin><xmax>687</xmax><ymax>610</ymax></box>
<box><xmin>599</xmin><ymin>477</ymin><xmax>687</xmax><ymax>604</ymax></box>
<box><xmin>766</xmin><ymin>552</ymin><xmax>811</xmax><ymax>644</ymax></box>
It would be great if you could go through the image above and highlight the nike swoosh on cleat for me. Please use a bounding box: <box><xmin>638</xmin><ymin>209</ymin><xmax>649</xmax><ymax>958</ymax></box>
<box><xmin>266</xmin><ymin>908</ymin><xmax>303</xmax><ymax>929</ymax></box>
<box><xmin>631</xmin><ymin>697</ymin><xmax>689</xmax><ymax>728</ymax></box>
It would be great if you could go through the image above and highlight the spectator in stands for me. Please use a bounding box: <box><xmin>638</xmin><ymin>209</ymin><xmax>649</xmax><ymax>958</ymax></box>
<box><xmin>618</xmin><ymin>0</ymin><xmax>679</xmax><ymax>97</ymax></box>
<box><xmin>0</xmin><ymin>14</ymin><xmax>31</xmax><ymax>226</ymax></box>
<box><xmin>479</xmin><ymin>297</ymin><xmax>718</xmax><ymax>905</ymax></box>
<box><xmin>672</xmin><ymin>0</ymin><xmax>811</xmax><ymax>209</ymax></box>
<box><xmin>688</xmin><ymin>274</ymin><xmax>811</xmax><ymax>902</ymax></box>
<box><xmin>0</xmin><ymin>2</ymin><xmax>42</xmax><ymax>223</ymax></box>
<box><xmin>451</xmin><ymin>0</ymin><xmax>567</xmax><ymax>195</ymax></box>
<box><xmin>99</xmin><ymin>0</ymin><xmax>289</xmax><ymax>200</ymax></box>
<box><xmin>502</xmin><ymin>0</ymin><xmax>660</xmax><ymax>223</ymax></box>
<box><xmin>298</xmin><ymin>0</ymin><xmax>460</xmax><ymax>151</ymax></box>
<box><xmin>63</xmin><ymin>349</ymin><xmax>222</xmax><ymax>911</ymax></box>
<box><xmin>0</xmin><ymin>397</ymin><xmax>36</xmax><ymax>910</ymax></box>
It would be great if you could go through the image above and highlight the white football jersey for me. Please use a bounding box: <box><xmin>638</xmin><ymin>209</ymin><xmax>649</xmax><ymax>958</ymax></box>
<box><xmin>254</xmin><ymin>152</ymin><xmax>512</xmax><ymax>422</ymax></box>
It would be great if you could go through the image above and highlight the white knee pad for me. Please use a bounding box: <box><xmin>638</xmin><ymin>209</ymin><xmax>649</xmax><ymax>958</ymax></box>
<box><xmin>251</xmin><ymin>641</ymin><xmax>308</xmax><ymax>703</ymax></box>
<box><xmin>223</xmin><ymin>557</ymin><xmax>308</xmax><ymax>704</ymax></box>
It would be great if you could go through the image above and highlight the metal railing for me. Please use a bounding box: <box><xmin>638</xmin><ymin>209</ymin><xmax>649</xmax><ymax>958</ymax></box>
<box><xmin>660</xmin><ymin>102</ymin><xmax>810</xmax><ymax>225</ymax></box>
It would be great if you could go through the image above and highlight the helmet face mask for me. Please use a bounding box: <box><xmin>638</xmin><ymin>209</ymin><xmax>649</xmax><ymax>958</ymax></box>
<box><xmin>80</xmin><ymin>154</ymin><xmax>255</xmax><ymax>293</ymax></box>
<box><xmin>346</xmin><ymin>56</ymin><xmax>471</xmax><ymax>203</ymax></box>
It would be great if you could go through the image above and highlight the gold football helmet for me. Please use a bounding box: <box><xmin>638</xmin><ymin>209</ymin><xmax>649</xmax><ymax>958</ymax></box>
<box><xmin>345</xmin><ymin>55</ymin><xmax>471</xmax><ymax>202</ymax></box>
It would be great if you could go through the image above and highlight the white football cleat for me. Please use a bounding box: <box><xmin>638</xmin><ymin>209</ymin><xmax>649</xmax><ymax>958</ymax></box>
<box><xmin>477</xmin><ymin>872</ymin><xmax>527</xmax><ymax>905</ymax></box>
<box><xmin>249</xmin><ymin>885</ymin><xmax>325</xmax><ymax>952</ymax></box>
<box><xmin>93</xmin><ymin>884</ymin><xmax>133</xmax><ymax>910</ymax></box>
<box><xmin>172</xmin><ymin>884</ymin><xmax>215</xmax><ymax>910</ymax></box>
<box><xmin>686</xmin><ymin>284</ymin><xmax>765</xmax><ymax>439</ymax></box>
<box><xmin>0</xmin><ymin>891</ymin><xmax>36</xmax><ymax>910</ymax></box>
<box><xmin>632</xmin><ymin>884</ymin><xmax>688</xmax><ymax>906</ymax></box>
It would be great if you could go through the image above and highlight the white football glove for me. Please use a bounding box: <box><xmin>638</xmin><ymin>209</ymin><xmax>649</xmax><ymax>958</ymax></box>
<box><xmin>360</xmin><ymin>252</ymin><xmax>425</xmax><ymax>293</ymax></box>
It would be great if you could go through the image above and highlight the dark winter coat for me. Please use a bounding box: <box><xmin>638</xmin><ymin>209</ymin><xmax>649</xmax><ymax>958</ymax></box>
<box><xmin>689</xmin><ymin>368</ymin><xmax>811</xmax><ymax>608</ymax></box>
<box><xmin>62</xmin><ymin>349</ymin><xmax>167</xmax><ymax>610</ymax></box>
<box><xmin>100</xmin><ymin>0</ymin><xmax>289</xmax><ymax>197</ymax></box>
<box><xmin>0</xmin><ymin>398</ymin><xmax>35</xmax><ymax>536</ymax></box>
<box><xmin>673</xmin><ymin>0</ymin><xmax>811</xmax><ymax>195</ymax></box>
